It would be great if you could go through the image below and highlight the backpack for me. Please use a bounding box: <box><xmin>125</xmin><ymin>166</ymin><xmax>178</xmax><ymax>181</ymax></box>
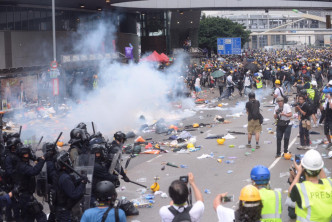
<box><xmin>303</xmin><ymin>101</ymin><xmax>315</xmax><ymax>116</ymax></box>
<box><xmin>250</xmin><ymin>100</ymin><xmax>260</xmax><ymax>120</ymax></box>
<box><xmin>278</xmin><ymin>88</ymin><xmax>288</xmax><ymax>103</ymax></box>
<box><xmin>168</xmin><ymin>206</ymin><xmax>192</xmax><ymax>222</ymax></box>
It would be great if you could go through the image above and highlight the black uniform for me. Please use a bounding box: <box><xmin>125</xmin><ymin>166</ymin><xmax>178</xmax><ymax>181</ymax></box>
<box><xmin>15</xmin><ymin>158</ymin><xmax>46</xmax><ymax>222</ymax></box>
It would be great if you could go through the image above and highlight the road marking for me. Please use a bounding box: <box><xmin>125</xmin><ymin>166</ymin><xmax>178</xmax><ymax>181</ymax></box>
<box><xmin>146</xmin><ymin>155</ymin><xmax>163</xmax><ymax>163</ymax></box>
<box><xmin>268</xmin><ymin>136</ymin><xmax>297</xmax><ymax>170</ymax></box>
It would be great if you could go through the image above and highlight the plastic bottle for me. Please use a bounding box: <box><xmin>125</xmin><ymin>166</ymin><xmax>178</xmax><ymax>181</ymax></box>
<box><xmin>238</xmin><ymin>145</ymin><xmax>245</xmax><ymax>149</ymax></box>
<box><xmin>180</xmin><ymin>165</ymin><xmax>188</xmax><ymax>168</ymax></box>
<box><xmin>204</xmin><ymin>189</ymin><xmax>211</xmax><ymax>194</ymax></box>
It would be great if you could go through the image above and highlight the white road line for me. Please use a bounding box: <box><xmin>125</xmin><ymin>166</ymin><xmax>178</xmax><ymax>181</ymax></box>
<box><xmin>268</xmin><ymin>136</ymin><xmax>297</xmax><ymax>170</ymax></box>
<box><xmin>146</xmin><ymin>155</ymin><xmax>163</xmax><ymax>163</ymax></box>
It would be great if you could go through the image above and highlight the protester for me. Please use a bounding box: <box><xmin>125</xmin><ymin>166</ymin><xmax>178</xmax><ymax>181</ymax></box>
<box><xmin>159</xmin><ymin>172</ymin><xmax>204</xmax><ymax>222</ymax></box>
<box><xmin>274</xmin><ymin>96</ymin><xmax>293</xmax><ymax>157</ymax></box>
<box><xmin>288</xmin><ymin>149</ymin><xmax>332</xmax><ymax>222</ymax></box>
<box><xmin>246</xmin><ymin>92</ymin><xmax>262</xmax><ymax>149</ymax></box>
<box><xmin>213</xmin><ymin>184</ymin><xmax>262</xmax><ymax>222</ymax></box>
<box><xmin>273</xmin><ymin>80</ymin><xmax>284</xmax><ymax>104</ymax></box>
<box><xmin>323</xmin><ymin>92</ymin><xmax>332</xmax><ymax>149</ymax></box>
<box><xmin>194</xmin><ymin>75</ymin><xmax>202</xmax><ymax>98</ymax></box>
<box><xmin>295</xmin><ymin>95</ymin><xmax>311</xmax><ymax>149</ymax></box>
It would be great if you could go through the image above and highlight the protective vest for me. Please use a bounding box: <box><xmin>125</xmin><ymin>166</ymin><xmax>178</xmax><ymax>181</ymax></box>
<box><xmin>257</xmin><ymin>79</ymin><xmax>263</xmax><ymax>89</ymax></box>
<box><xmin>321</xmin><ymin>94</ymin><xmax>325</xmax><ymax>105</ymax></box>
<box><xmin>259</xmin><ymin>188</ymin><xmax>282</xmax><ymax>222</ymax></box>
<box><xmin>93</xmin><ymin>80</ymin><xmax>98</xmax><ymax>89</ymax></box>
<box><xmin>56</xmin><ymin>171</ymin><xmax>82</xmax><ymax>210</ymax></box>
<box><xmin>306</xmin><ymin>89</ymin><xmax>315</xmax><ymax>101</ymax></box>
<box><xmin>295</xmin><ymin>178</ymin><xmax>332</xmax><ymax>222</ymax></box>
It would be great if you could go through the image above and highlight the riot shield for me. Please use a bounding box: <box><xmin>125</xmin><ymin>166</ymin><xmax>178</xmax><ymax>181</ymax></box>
<box><xmin>72</xmin><ymin>153</ymin><xmax>95</xmax><ymax>218</ymax></box>
<box><xmin>108</xmin><ymin>151</ymin><xmax>122</xmax><ymax>188</ymax></box>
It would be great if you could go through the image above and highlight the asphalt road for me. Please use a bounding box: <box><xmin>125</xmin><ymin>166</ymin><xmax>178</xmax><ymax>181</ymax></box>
<box><xmin>116</xmin><ymin>87</ymin><xmax>332</xmax><ymax>222</ymax></box>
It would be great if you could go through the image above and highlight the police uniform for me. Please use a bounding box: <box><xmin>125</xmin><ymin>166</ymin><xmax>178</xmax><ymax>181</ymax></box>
<box><xmin>15</xmin><ymin>158</ymin><xmax>47</xmax><ymax>222</ymax></box>
<box><xmin>107</xmin><ymin>141</ymin><xmax>129</xmax><ymax>185</ymax></box>
<box><xmin>290</xmin><ymin>178</ymin><xmax>332</xmax><ymax>222</ymax></box>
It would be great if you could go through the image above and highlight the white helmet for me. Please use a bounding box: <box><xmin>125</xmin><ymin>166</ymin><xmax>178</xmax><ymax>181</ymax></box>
<box><xmin>329</xmin><ymin>80</ymin><xmax>332</xmax><ymax>86</ymax></box>
<box><xmin>311</xmin><ymin>80</ymin><xmax>317</xmax><ymax>86</ymax></box>
<box><xmin>301</xmin><ymin>150</ymin><xmax>324</xmax><ymax>171</ymax></box>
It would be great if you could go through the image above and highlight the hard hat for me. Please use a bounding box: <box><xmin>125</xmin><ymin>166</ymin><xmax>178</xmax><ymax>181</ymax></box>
<box><xmin>284</xmin><ymin>152</ymin><xmax>292</xmax><ymax>160</ymax></box>
<box><xmin>281</xmin><ymin>66</ymin><xmax>285</xmax><ymax>69</ymax></box>
<box><xmin>311</xmin><ymin>80</ymin><xmax>317</xmax><ymax>86</ymax></box>
<box><xmin>329</xmin><ymin>80</ymin><xmax>332</xmax><ymax>85</ymax></box>
<box><xmin>266</xmin><ymin>67</ymin><xmax>269</xmax><ymax>70</ymax></box>
<box><xmin>217</xmin><ymin>138</ymin><xmax>225</xmax><ymax>145</ymax></box>
<box><xmin>277</xmin><ymin>68</ymin><xmax>280</xmax><ymax>71</ymax></box>
<box><xmin>208</xmin><ymin>69</ymin><xmax>211</xmax><ymax>72</ymax></box>
<box><xmin>250</xmin><ymin>165</ymin><xmax>270</xmax><ymax>185</ymax></box>
<box><xmin>275</xmin><ymin>79</ymin><xmax>281</xmax><ymax>85</ymax></box>
<box><xmin>239</xmin><ymin>185</ymin><xmax>261</xmax><ymax>202</ymax></box>
<box><xmin>301</xmin><ymin>150</ymin><xmax>324</xmax><ymax>171</ymax></box>
<box><xmin>254</xmin><ymin>73</ymin><xmax>259</xmax><ymax>77</ymax></box>
<box><xmin>150</xmin><ymin>182</ymin><xmax>160</xmax><ymax>192</ymax></box>
<box><xmin>193</xmin><ymin>123</ymin><xmax>199</xmax><ymax>128</ymax></box>
<box><xmin>187</xmin><ymin>143</ymin><xmax>195</xmax><ymax>148</ymax></box>
<box><xmin>218</xmin><ymin>104</ymin><xmax>223</xmax><ymax>107</ymax></box>
<box><xmin>317</xmin><ymin>67</ymin><xmax>321</xmax><ymax>71</ymax></box>
<box><xmin>328</xmin><ymin>151</ymin><xmax>332</xmax><ymax>159</ymax></box>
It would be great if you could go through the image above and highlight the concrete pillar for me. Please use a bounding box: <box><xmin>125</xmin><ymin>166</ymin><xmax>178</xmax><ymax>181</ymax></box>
<box><xmin>249</xmin><ymin>36</ymin><xmax>253</xmax><ymax>49</ymax></box>
<box><xmin>267</xmin><ymin>35</ymin><xmax>271</xmax><ymax>46</ymax></box>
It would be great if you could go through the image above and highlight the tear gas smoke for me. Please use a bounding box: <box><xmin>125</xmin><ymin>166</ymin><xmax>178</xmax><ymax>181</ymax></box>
<box><xmin>19</xmin><ymin>19</ymin><xmax>194</xmax><ymax>143</ymax></box>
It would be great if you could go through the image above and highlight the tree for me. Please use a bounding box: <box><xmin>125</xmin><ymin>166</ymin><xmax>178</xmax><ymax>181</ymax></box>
<box><xmin>199</xmin><ymin>15</ymin><xmax>251</xmax><ymax>53</ymax></box>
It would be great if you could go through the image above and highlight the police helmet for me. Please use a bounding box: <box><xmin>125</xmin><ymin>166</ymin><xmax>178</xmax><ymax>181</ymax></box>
<box><xmin>114</xmin><ymin>131</ymin><xmax>127</xmax><ymax>143</ymax></box>
<box><xmin>95</xmin><ymin>181</ymin><xmax>116</xmax><ymax>202</ymax></box>
<box><xmin>250</xmin><ymin>165</ymin><xmax>270</xmax><ymax>185</ymax></box>
<box><xmin>56</xmin><ymin>151</ymin><xmax>73</xmax><ymax>170</ymax></box>
<box><xmin>69</xmin><ymin>128</ymin><xmax>87</xmax><ymax>144</ymax></box>
<box><xmin>90</xmin><ymin>144</ymin><xmax>106</xmax><ymax>158</ymax></box>
<box><xmin>300</xmin><ymin>89</ymin><xmax>308</xmax><ymax>96</ymax></box>
<box><xmin>76</xmin><ymin>122</ymin><xmax>87</xmax><ymax>130</ymax></box>
<box><xmin>248</xmin><ymin>92</ymin><xmax>256</xmax><ymax>99</ymax></box>
<box><xmin>18</xmin><ymin>145</ymin><xmax>32</xmax><ymax>158</ymax></box>
<box><xmin>42</xmin><ymin>142</ymin><xmax>57</xmax><ymax>155</ymax></box>
<box><xmin>6</xmin><ymin>137</ymin><xmax>22</xmax><ymax>151</ymax></box>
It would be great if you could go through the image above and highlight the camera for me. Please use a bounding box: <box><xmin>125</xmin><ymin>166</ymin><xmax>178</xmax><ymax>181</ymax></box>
<box><xmin>276</xmin><ymin>108</ymin><xmax>282</xmax><ymax>115</ymax></box>
<box><xmin>291</xmin><ymin>102</ymin><xmax>300</xmax><ymax>107</ymax></box>
<box><xmin>295</xmin><ymin>154</ymin><xmax>303</xmax><ymax>164</ymax></box>
<box><xmin>179</xmin><ymin>176</ymin><xmax>188</xmax><ymax>184</ymax></box>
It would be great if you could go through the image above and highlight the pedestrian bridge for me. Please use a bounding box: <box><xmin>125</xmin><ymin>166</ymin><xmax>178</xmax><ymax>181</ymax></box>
<box><xmin>113</xmin><ymin>0</ymin><xmax>332</xmax><ymax>10</ymax></box>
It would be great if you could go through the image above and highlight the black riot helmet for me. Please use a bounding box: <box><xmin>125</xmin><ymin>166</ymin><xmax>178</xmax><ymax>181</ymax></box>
<box><xmin>90</xmin><ymin>144</ymin><xmax>106</xmax><ymax>160</ymax></box>
<box><xmin>114</xmin><ymin>131</ymin><xmax>126</xmax><ymax>143</ymax></box>
<box><xmin>76</xmin><ymin>122</ymin><xmax>87</xmax><ymax>130</ymax></box>
<box><xmin>56</xmin><ymin>151</ymin><xmax>73</xmax><ymax>170</ymax></box>
<box><xmin>42</xmin><ymin>142</ymin><xmax>58</xmax><ymax>155</ymax></box>
<box><xmin>95</xmin><ymin>181</ymin><xmax>117</xmax><ymax>202</ymax></box>
<box><xmin>300</xmin><ymin>89</ymin><xmax>308</xmax><ymax>97</ymax></box>
<box><xmin>89</xmin><ymin>132</ymin><xmax>106</xmax><ymax>146</ymax></box>
<box><xmin>69</xmin><ymin>128</ymin><xmax>88</xmax><ymax>144</ymax></box>
<box><xmin>18</xmin><ymin>145</ymin><xmax>35</xmax><ymax>161</ymax></box>
<box><xmin>6</xmin><ymin>137</ymin><xmax>22</xmax><ymax>153</ymax></box>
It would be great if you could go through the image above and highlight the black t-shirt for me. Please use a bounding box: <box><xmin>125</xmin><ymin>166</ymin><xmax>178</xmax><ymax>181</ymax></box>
<box><xmin>290</xmin><ymin>180</ymin><xmax>324</xmax><ymax>209</ymax></box>
<box><xmin>326</xmin><ymin>101</ymin><xmax>332</xmax><ymax>122</ymax></box>
<box><xmin>246</xmin><ymin>100</ymin><xmax>260</xmax><ymax>121</ymax></box>
<box><xmin>299</xmin><ymin>102</ymin><xmax>310</xmax><ymax>120</ymax></box>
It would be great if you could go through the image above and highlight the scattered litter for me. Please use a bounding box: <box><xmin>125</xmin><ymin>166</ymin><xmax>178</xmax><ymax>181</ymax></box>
<box><xmin>245</xmin><ymin>152</ymin><xmax>251</xmax><ymax>156</ymax></box>
<box><xmin>226</xmin><ymin>160</ymin><xmax>234</xmax><ymax>164</ymax></box>
<box><xmin>251</xmin><ymin>148</ymin><xmax>255</xmax><ymax>152</ymax></box>
<box><xmin>264</xmin><ymin>141</ymin><xmax>272</xmax><ymax>144</ymax></box>
<box><xmin>243</xmin><ymin>124</ymin><xmax>248</xmax><ymax>128</ymax></box>
<box><xmin>217</xmin><ymin>159</ymin><xmax>222</xmax><ymax>163</ymax></box>
<box><xmin>223</xmin><ymin>134</ymin><xmax>236</xmax><ymax>139</ymax></box>
<box><xmin>218</xmin><ymin>156</ymin><xmax>225</xmax><ymax>159</ymax></box>
<box><xmin>176</xmin><ymin>149</ymin><xmax>190</xmax><ymax>154</ymax></box>
<box><xmin>263</xmin><ymin>118</ymin><xmax>270</xmax><ymax>121</ymax></box>
<box><xmin>280</xmin><ymin>172</ymin><xmax>290</xmax><ymax>178</ymax></box>
<box><xmin>180</xmin><ymin>165</ymin><xmax>188</xmax><ymax>168</ymax></box>
<box><xmin>197</xmin><ymin>154</ymin><xmax>214</xmax><ymax>159</ymax></box>
<box><xmin>204</xmin><ymin>189</ymin><xmax>211</xmax><ymax>194</ymax></box>
<box><xmin>137</xmin><ymin>178</ymin><xmax>147</xmax><ymax>183</ymax></box>
<box><xmin>136</xmin><ymin>188</ymin><xmax>147</xmax><ymax>194</ymax></box>
<box><xmin>227</xmin><ymin>170</ymin><xmax>233</xmax><ymax>174</ymax></box>
<box><xmin>238</xmin><ymin>145</ymin><xmax>245</xmax><ymax>149</ymax></box>
<box><xmin>228</xmin><ymin>157</ymin><xmax>237</xmax><ymax>159</ymax></box>
<box><xmin>166</xmin><ymin>162</ymin><xmax>179</xmax><ymax>168</ymax></box>
<box><xmin>205</xmin><ymin>133</ymin><xmax>224</xmax><ymax>139</ymax></box>
<box><xmin>161</xmin><ymin>166</ymin><xmax>165</xmax><ymax>170</ymax></box>
<box><xmin>160</xmin><ymin>192</ymin><xmax>168</xmax><ymax>198</ymax></box>
<box><xmin>229</xmin><ymin>145</ymin><xmax>235</xmax><ymax>148</ymax></box>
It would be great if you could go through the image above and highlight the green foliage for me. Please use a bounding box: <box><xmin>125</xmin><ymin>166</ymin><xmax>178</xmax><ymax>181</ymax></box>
<box><xmin>199</xmin><ymin>16</ymin><xmax>251</xmax><ymax>52</ymax></box>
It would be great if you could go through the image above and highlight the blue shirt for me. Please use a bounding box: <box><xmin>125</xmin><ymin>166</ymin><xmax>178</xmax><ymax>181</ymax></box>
<box><xmin>81</xmin><ymin>207</ymin><xmax>127</xmax><ymax>222</ymax></box>
<box><xmin>322</xmin><ymin>86</ymin><xmax>332</xmax><ymax>94</ymax></box>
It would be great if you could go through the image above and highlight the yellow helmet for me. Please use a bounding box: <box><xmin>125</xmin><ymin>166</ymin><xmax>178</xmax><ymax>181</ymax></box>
<box><xmin>150</xmin><ymin>182</ymin><xmax>160</xmax><ymax>192</ymax></box>
<box><xmin>317</xmin><ymin>67</ymin><xmax>321</xmax><ymax>71</ymax></box>
<box><xmin>284</xmin><ymin>153</ymin><xmax>292</xmax><ymax>160</ymax></box>
<box><xmin>218</xmin><ymin>104</ymin><xmax>223</xmax><ymax>107</ymax></box>
<box><xmin>187</xmin><ymin>143</ymin><xmax>195</xmax><ymax>148</ymax></box>
<box><xmin>193</xmin><ymin>123</ymin><xmax>199</xmax><ymax>128</ymax></box>
<box><xmin>277</xmin><ymin>68</ymin><xmax>280</xmax><ymax>71</ymax></box>
<box><xmin>217</xmin><ymin>138</ymin><xmax>225</xmax><ymax>145</ymax></box>
<box><xmin>239</xmin><ymin>185</ymin><xmax>261</xmax><ymax>202</ymax></box>
<box><xmin>275</xmin><ymin>79</ymin><xmax>281</xmax><ymax>85</ymax></box>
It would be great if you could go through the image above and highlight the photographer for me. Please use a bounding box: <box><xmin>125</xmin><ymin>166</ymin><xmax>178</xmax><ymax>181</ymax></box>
<box><xmin>295</xmin><ymin>95</ymin><xmax>311</xmax><ymax>150</ymax></box>
<box><xmin>274</xmin><ymin>96</ymin><xmax>293</xmax><ymax>158</ymax></box>
<box><xmin>159</xmin><ymin>172</ymin><xmax>204</xmax><ymax>222</ymax></box>
<box><xmin>213</xmin><ymin>185</ymin><xmax>263</xmax><ymax>222</ymax></box>
<box><xmin>288</xmin><ymin>150</ymin><xmax>332</xmax><ymax>222</ymax></box>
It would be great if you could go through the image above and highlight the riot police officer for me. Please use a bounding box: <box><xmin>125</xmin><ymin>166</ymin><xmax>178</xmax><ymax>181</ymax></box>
<box><xmin>54</xmin><ymin>151</ymin><xmax>87</xmax><ymax>221</ymax></box>
<box><xmin>90</xmin><ymin>144</ymin><xmax>119</xmax><ymax>205</ymax></box>
<box><xmin>15</xmin><ymin>145</ymin><xmax>49</xmax><ymax>222</ymax></box>
<box><xmin>68</xmin><ymin>128</ymin><xmax>90</xmax><ymax>165</ymax></box>
<box><xmin>107</xmin><ymin>132</ymin><xmax>130</xmax><ymax>186</ymax></box>
<box><xmin>3</xmin><ymin>136</ymin><xmax>22</xmax><ymax>221</ymax></box>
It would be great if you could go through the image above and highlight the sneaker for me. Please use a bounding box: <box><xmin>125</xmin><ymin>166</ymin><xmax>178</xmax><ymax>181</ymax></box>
<box><xmin>256</xmin><ymin>144</ymin><xmax>260</xmax><ymax>149</ymax></box>
<box><xmin>326</xmin><ymin>143</ymin><xmax>332</xmax><ymax>150</ymax></box>
<box><xmin>246</xmin><ymin>144</ymin><xmax>252</xmax><ymax>148</ymax></box>
<box><xmin>275</xmin><ymin>154</ymin><xmax>281</xmax><ymax>158</ymax></box>
<box><xmin>297</xmin><ymin>146</ymin><xmax>305</xmax><ymax>150</ymax></box>
<box><xmin>306</xmin><ymin>146</ymin><xmax>317</xmax><ymax>150</ymax></box>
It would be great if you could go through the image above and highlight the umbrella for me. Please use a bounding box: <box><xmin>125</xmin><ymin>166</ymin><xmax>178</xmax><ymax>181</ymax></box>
<box><xmin>211</xmin><ymin>70</ymin><xmax>225</xmax><ymax>78</ymax></box>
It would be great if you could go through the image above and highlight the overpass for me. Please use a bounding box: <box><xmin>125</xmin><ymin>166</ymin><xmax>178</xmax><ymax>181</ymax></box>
<box><xmin>113</xmin><ymin>0</ymin><xmax>332</xmax><ymax>10</ymax></box>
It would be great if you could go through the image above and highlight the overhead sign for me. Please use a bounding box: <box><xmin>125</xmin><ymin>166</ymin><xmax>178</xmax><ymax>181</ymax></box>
<box><xmin>50</xmin><ymin>60</ymin><xmax>58</xmax><ymax>69</ymax></box>
<box><xmin>217</xmin><ymin>37</ymin><xmax>241</xmax><ymax>55</ymax></box>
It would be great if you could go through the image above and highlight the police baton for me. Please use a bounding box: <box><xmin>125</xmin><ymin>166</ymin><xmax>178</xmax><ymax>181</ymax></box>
<box><xmin>53</xmin><ymin>132</ymin><xmax>63</xmax><ymax>148</ymax></box>
<box><xmin>91</xmin><ymin>122</ymin><xmax>96</xmax><ymax>135</ymax></box>
<box><xmin>19</xmin><ymin>125</ymin><xmax>22</xmax><ymax>138</ymax></box>
<box><xmin>125</xmin><ymin>179</ymin><xmax>147</xmax><ymax>188</ymax></box>
<box><xmin>59</xmin><ymin>160</ymin><xmax>91</xmax><ymax>183</ymax></box>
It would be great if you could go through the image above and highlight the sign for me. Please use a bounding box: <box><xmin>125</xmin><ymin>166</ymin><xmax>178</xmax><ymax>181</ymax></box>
<box><xmin>217</xmin><ymin>37</ymin><xmax>241</xmax><ymax>55</ymax></box>
<box><xmin>125</xmin><ymin>47</ymin><xmax>134</xmax><ymax>59</ymax></box>
<box><xmin>53</xmin><ymin>78</ymin><xmax>59</xmax><ymax>96</ymax></box>
<box><xmin>49</xmin><ymin>68</ymin><xmax>60</xmax><ymax>79</ymax></box>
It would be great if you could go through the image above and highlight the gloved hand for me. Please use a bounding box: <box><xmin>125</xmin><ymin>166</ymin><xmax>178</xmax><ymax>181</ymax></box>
<box><xmin>81</xmin><ymin>176</ymin><xmax>89</xmax><ymax>184</ymax></box>
<box><xmin>44</xmin><ymin>151</ymin><xmax>53</xmax><ymax>161</ymax></box>
<box><xmin>122</xmin><ymin>174</ymin><xmax>130</xmax><ymax>182</ymax></box>
<box><xmin>37</xmin><ymin>157</ymin><xmax>44</xmax><ymax>162</ymax></box>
